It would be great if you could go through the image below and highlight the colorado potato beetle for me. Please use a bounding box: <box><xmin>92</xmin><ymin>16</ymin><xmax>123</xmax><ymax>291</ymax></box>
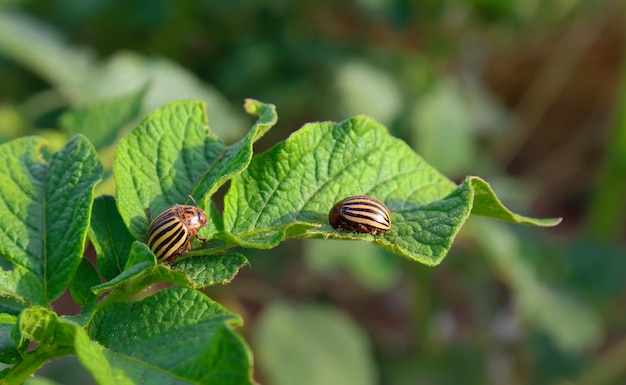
<box><xmin>329</xmin><ymin>195</ymin><xmax>391</xmax><ymax>235</ymax></box>
<box><xmin>146</xmin><ymin>196</ymin><xmax>208</xmax><ymax>263</ymax></box>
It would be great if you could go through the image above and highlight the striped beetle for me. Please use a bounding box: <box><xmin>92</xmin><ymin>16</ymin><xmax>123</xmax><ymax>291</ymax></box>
<box><xmin>328</xmin><ymin>195</ymin><xmax>391</xmax><ymax>235</ymax></box>
<box><xmin>146</xmin><ymin>196</ymin><xmax>207</xmax><ymax>263</ymax></box>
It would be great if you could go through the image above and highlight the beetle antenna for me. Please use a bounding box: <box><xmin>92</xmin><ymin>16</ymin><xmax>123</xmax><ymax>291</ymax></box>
<box><xmin>188</xmin><ymin>195</ymin><xmax>200</xmax><ymax>207</ymax></box>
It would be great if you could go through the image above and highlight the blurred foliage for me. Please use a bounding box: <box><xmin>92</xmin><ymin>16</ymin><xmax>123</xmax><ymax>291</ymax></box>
<box><xmin>0</xmin><ymin>0</ymin><xmax>625</xmax><ymax>384</ymax></box>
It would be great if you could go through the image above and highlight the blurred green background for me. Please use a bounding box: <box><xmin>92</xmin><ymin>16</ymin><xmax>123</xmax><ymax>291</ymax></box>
<box><xmin>1</xmin><ymin>0</ymin><xmax>625</xmax><ymax>384</ymax></box>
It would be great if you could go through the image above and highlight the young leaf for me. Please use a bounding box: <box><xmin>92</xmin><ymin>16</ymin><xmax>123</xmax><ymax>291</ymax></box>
<box><xmin>0</xmin><ymin>135</ymin><xmax>103</xmax><ymax>306</ymax></box>
<box><xmin>19</xmin><ymin>307</ymin><xmax>76</xmax><ymax>348</ymax></box>
<box><xmin>222</xmin><ymin>116</ymin><xmax>560</xmax><ymax>266</ymax></box>
<box><xmin>114</xmin><ymin>99</ymin><xmax>276</xmax><ymax>242</ymax></box>
<box><xmin>88</xmin><ymin>195</ymin><xmax>135</xmax><ymax>281</ymax></box>
<box><xmin>69</xmin><ymin>258</ymin><xmax>100</xmax><ymax>308</ymax></box>
<box><xmin>173</xmin><ymin>253</ymin><xmax>249</xmax><ymax>288</ymax></box>
<box><xmin>469</xmin><ymin>176</ymin><xmax>561</xmax><ymax>225</ymax></box>
<box><xmin>198</xmin><ymin>98</ymin><xmax>277</xmax><ymax>199</ymax></box>
<box><xmin>91</xmin><ymin>242</ymin><xmax>190</xmax><ymax>299</ymax></box>
<box><xmin>88</xmin><ymin>286</ymin><xmax>254</xmax><ymax>385</ymax></box>
<box><xmin>0</xmin><ymin>314</ymin><xmax>23</xmax><ymax>364</ymax></box>
<box><xmin>3</xmin><ymin>312</ymin><xmax>79</xmax><ymax>384</ymax></box>
<box><xmin>59</xmin><ymin>86</ymin><xmax>147</xmax><ymax>150</ymax></box>
<box><xmin>0</xmin><ymin>297</ymin><xmax>27</xmax><ymax>317</ymax></box>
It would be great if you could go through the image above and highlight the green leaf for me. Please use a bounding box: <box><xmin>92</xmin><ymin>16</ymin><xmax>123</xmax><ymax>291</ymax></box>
<box><xmin>19</xmin><ymin>308</ymin><xmax>76</xmax><ymax>348</ymax></box>
<box><xmin>69</xmin><ymin>259</ymin><xmax>100</xmax><ymax>308</ymax></box>
<box><xmin>88</xmin><ymin>195</ymin><xmax>135</xmax><ymax>281</ymax></box>
<box><xmin>91</xmin><ymin>242</ymin><xmax>190</xmax><ymax>299</ymax></box>
<box><xmin>222</xmin><ymin>116</ymin><xmax>559</xmax><ymax>265</ymax></box>
<box><xmin>222</xmin><ymin>115</ymin><xmax>455</xmax><ymax>253</ymax></box>
<box><xmin>0</xmin><ymin>297</ymin><xmax>27</xmax><ymax>317</ymax></box>
<box><xmin>0</xmin><ymin>314</ymin><xmax>23</xmax><ymax>364</ymax></box>
<box><xmin>173</xmin><ymin>253</ymin><xmax>249</xmax><ymax>288</ymax></box>
<box><xmin>74</xmin><ymin>327</ymin><xmax>134</xmax><ymax>385</ymax></box>
<box><xmin>59</xmin><ymin>86</ymin><xmax>147</xmax><ymax>150</ymax></box>
<box><xmin>114</xmin><ymin>99</ymin><xmax>276</xmax><ymax>244</ymax></box>
<box><xmin>201</xmin><ymin>98</ymin><xmax>277</xmax><ymax>199</ymax></box>
<box><xmin>468</xmin><ymin>176</ymin><xmax>561</xmax><ymax>226</ymax></box>
<box><xmin>255</xmin><ymin>302</ymin><xmax>377</xmax><ymax>385</ymax></box>
<box><xmin>3</xmin><ymin>315</ymin><xmax>78</xmax><ymax>384</ymax></box>
<box><xmin>88</xmin><ymin>286</ymin><xmax>254</xmax><ymax>385</ymax></box>
<box><xmin>0</xmin><ymin>135</ymin><xmax>103</xmax><ymax>306</ymax></box>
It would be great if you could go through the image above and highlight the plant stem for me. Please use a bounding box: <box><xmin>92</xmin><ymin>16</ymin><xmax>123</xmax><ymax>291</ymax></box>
<box><xmin>0</xmin><ymin>347</ymin><xmax>75</xmax><ymax>385</ymax></box>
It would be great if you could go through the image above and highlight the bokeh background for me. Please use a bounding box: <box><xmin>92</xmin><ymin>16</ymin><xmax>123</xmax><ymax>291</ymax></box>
<box><xmin>1</xmin><ymin>1</ymin><xmax>625</xmax><ymax>384</ymax></box>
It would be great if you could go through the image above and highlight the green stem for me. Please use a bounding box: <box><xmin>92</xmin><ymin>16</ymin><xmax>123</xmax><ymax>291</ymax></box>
<box><xmin>0</xmin><ymin>347</ymin><xmax>75</xmax><ymax>385</ymax></box>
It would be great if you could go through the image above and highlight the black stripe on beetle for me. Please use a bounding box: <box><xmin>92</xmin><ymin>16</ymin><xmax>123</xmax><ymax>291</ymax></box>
<box><xmin>146</xmin><ymin>198</ymin><xmax>208</xmax><ymax>263</ymax></box>
<box><xmin>329</xmin><ymin>195</ymin><xmax>391</xmax><ymax>235</ymax></box>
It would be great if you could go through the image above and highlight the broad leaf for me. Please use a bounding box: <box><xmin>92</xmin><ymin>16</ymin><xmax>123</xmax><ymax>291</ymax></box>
<box><xmin>89</xmin><ymin>195</ymin><xmax>135</xmax><ymax>281</ymax></box>
<box><xmin>222</xmin><ymin>116</ymin><xmax>560</xmax><ymax>265</ymax></box>
<box><xmin>0</xmin><ymin>135</ymin><xmax>103</xmax><ymax>305</ymax></box>
<box><xmin>74</xmin><ymin>327</ymin><xmax>137</xmax><ymax>385</ymax></box>
<box><xmin>88</xmin><ymin>286</ymin><xmax>254</xmax><ymax>385</ymax></box>
<box><xmin>114</xmin><ymin>99</ymin><xmax>276</xmax><ymax>243</ymax></box>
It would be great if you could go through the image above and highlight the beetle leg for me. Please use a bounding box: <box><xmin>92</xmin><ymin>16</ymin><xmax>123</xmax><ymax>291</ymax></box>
<box><xmin>189</xmin><ymin>228</ymin><xmax>207</xmax><ymax>246</ymax></box>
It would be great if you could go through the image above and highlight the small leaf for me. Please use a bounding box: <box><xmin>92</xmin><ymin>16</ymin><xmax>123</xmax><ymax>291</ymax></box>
<box><xmin>255</xmin><ymin>302</ymin><xmax>377</xmax><ymax>385</ymax></box>
<box><xmin>173</xmin><ymin>253</ymin><xmax>249</xmax><ymax>288</ymax></box>
<box><xmin>222</xmin><ymin>116</ymin><xmax>559</xmax><ymax>266</ymax></box>
<box><xmin>0</xmin><ymin>135</ymin><xmax>103</xmax><ymax>306</ymax></box>
<box><xmin>0</xmin><ymin>314</ymin><xmax>23</xmax><ymax>364</ymax></box>
<box><xmin>89</xmin><ymin>286</ymin><xmax>254</xmax><ymax>384</ymax></box>
<box><xmin>70</xmin><ymin>258</ymin><xmax>100</xmax><ymax>308</ymax></box>
<box><xmin>19</xmin><ymin>308</ymin><xmax>76</xmax><ymax>348</ymax></box>
<box><xmin>88</xmin><ymin>195</ymin><xmax>135</xmax><ymax>281</ymax></box>
<box><xmin>59</xmin><ymin>86</ymin><xmax>147</xmax><ymax>150</ymax></box>
<box><xmin>0</xmin><ymin>296</ymin><xmax>27</xmax><ymax>317</ymax></box>
<box><xmin>196</xmin><ymin>98</ymin><xmax>277</xmax><ymax>199</ymax></box>
<box><xmin>91</xmin><ymin>242</ymin><xmax>190</xmax><ymax>298</ymax></box>
<box><xmin>114</xmin><ymin>99</ymin><xmax>276</xmax><ymax>243</ymax></box>
<box><xmin>469</xmin><ymin>176</ymin><xmax>561</xmax><ymax>226</ymax></box>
